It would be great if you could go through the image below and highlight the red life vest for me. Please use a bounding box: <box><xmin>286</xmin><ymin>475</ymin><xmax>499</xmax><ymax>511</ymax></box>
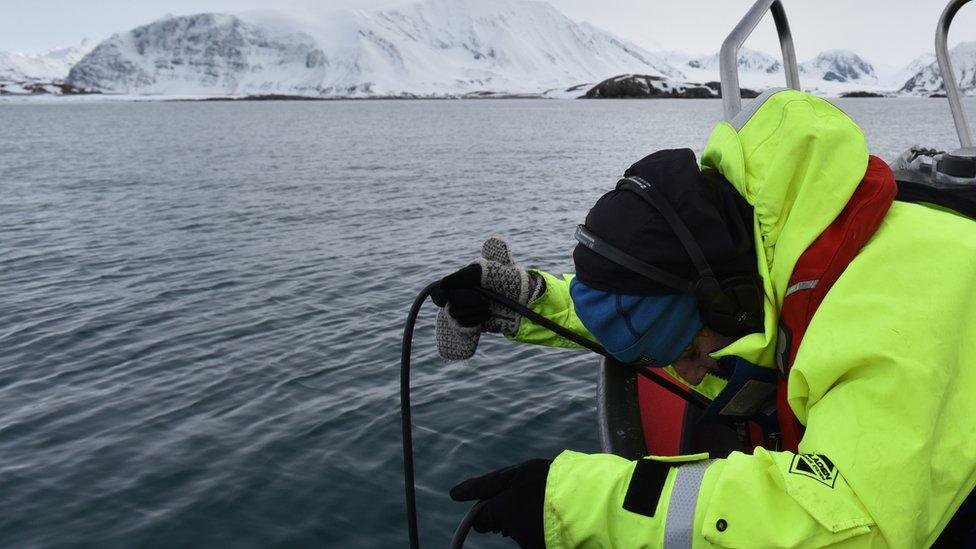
<box><xmin>636</xmin><ymin>156</ymin><xmax>897</xmax><ymax>457</ymax></box>
<box><xmin>775</xmin><ymin>155</ymin><xmax>897</xmax><ymax>452</ymax></box>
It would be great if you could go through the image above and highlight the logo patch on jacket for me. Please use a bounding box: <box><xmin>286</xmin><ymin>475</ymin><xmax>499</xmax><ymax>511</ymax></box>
<box><xmin>789</xmin><ymin>454</ymin><xmax>838</xmax><ymax>488</ymax></box>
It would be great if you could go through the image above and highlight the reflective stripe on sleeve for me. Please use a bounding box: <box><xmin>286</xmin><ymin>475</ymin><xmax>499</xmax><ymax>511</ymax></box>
<box><xmin>664</xmin><ymin>460</ymin><xmax>715</xmax><ymax>549</ymax></box>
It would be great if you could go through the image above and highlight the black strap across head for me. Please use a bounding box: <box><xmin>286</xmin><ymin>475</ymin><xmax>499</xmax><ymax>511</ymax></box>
<box><xmin>574</xmin><ymin>149</ymin><xmax>763</xmax><ymax>337</ymax></box>
<box><xmin>574</xmin><ymin>223</ymin><xmax>693</xmax><ymax>294</ymax></box>
<box><xmin>617</xmin><ymin>176</ymin><xmax>722</xmax><ymax>300</ymax></box>
<box><xmin>575</xmin><ymin>176</ymin><xmax>721</xmax><ymax>302</ymax></box>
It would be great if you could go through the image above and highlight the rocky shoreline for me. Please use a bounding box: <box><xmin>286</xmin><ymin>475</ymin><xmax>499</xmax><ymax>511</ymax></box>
<box><xmin>0</xmin><ymin>82</ymin><xmax>88</xmax><ymax>96</ymax></box>
<box><xmin>0</xmin><ymin>78</ymin><xmax>957</xmax><ymax>101</ymax></box>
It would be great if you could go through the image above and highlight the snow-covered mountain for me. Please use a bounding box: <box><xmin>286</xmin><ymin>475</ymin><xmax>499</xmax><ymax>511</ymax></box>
<box><xmin>654</xmin><ymin>50</ymin><xmax>695</xmax><ymax>69</ymax></box>
<box><xmin>670</xmin><ymin>46</ymin><xmax>890</xmax><ymax>98</ymax></box>
<box><xmin>800</xmin><ymin>50</ymin><xmax>877</xmax><ymax>84</ymax></box>
<box><xmin>66</xmin><ymin>0</ymin><xmax>678</xmax><ymax>96</ymax></box>
<box><xmin>900</xmin><ymin>42</ymin><xmax>976</xmax><ymax>95</ymax></box>
<box><xmin>67</xmin><ymin>14</ymin><xmax>325</xmax><ymax>95</ymax></box>
<box><xmin>877</xmin><ymin>53</ymin><xmax>936</xmax><ymax>90</ymax></box>
<box><xmin>687</xmin><ymin>47</ymin><xmax>782</xmax><ymax>74</ymax></box>
<box><xmin>0</xmin><ymin>40</ymin><xmax>92</xmax><ymax>93</ymax></box>
<box><xmin>4</xmin><ymin>0</ymin><xmax>972</xmax><ymax>99</ymax></box>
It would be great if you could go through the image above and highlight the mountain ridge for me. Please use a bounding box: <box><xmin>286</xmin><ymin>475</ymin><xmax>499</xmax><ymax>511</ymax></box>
<box><xmin>687</xmin><ymin>47</ymin><xmax>782</xmax><ymax>74</ymax></box>
<box><xmin>0</xmin><ymin>40</ymin><xmax>92</xmax><ymax>94</ymax></box>
<box><xmin>64</xmin><ymin>0</ymin><xmax>678</xmax><ymax>97</ymax></box>
<box><xmin>900</xmin><ymin>41</ymin><xmax>976</xmax><ymax>95</ymax></box>
<box><xmin>800</xmin><ymin>49</ymin><xmax>877</xmax><ymax>84</ymax></box>
<box><xmin>2</xmin><ymin>0</ymin><xmax>976</xmax><ymax>99</ymax></box>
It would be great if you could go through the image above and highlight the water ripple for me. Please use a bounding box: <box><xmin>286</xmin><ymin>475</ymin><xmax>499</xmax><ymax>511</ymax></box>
<box><xmin>0</xmin><ymin>97</ymin><xmax>964</xmax><ymax>547</ymax></box>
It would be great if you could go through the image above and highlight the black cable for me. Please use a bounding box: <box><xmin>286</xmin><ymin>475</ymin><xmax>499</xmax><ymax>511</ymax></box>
<box><xmin>401</xmin><ymin>283</ymin><xmax>711</xmax><ymax>549</ymax></box>
<box><xmin>473</xmin><ymin>287</ymin><xmax>711</xmax><ymax>409</ymax></box>
<box><xmin>449</xmin><ymin>500</ymin><xmax>488</xmax><ymax>549</ymax></box>
<box><xmin>401</xmin><ymin>283</ymin><xmax>438</xmax><ymax>549</ymax></box>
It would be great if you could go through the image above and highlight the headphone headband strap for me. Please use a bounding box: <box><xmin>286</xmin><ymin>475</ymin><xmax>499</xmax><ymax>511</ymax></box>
<box><xmin>575</xmin><ymin>225</ymin><xmax>697</xmax><ymax>295</ymax></box>
<box><xmin>618</xmin><ymin>176</ymin><xmax>718</xmax><ymax>285</ymax></box>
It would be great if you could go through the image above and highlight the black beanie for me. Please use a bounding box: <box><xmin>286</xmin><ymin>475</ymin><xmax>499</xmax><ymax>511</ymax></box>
<box><xmin>573</xmin><ymin>148</ymin><xmax>757</xmax><ymax>296</ymax></box>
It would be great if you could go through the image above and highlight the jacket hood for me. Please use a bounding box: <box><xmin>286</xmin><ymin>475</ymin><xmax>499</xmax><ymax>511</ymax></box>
<box><xmin>701</xmin><ymin>89</ymin><xmax>868</xmax><ymax>368</ymax></box>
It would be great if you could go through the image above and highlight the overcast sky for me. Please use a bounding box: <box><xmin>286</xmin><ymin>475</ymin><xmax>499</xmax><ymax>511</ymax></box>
<box><xmin>2</xmin><ymin>0</ymin><xmax>973</xmax><ymax>68</ymax></box>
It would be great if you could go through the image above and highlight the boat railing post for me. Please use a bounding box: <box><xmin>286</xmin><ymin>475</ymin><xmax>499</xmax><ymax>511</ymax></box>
<box><xmin>720</xmin><ymin>0</ymin><xmax>800</xmax><ymax>120</ymax></box>
<box><xmin>937</xmin><ymin>0</ymin><xmax>975</xmax><ymax>149</ymax></box>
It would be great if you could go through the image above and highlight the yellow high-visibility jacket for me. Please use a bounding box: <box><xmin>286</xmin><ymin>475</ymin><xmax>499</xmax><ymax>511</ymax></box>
<box><xmin>513</xmin><ymin>90</ymin><xmax>976</xmax><ymax>547</ymax></box>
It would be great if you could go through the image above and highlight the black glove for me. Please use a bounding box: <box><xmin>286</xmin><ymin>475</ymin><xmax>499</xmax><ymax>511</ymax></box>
<box><xmin>432</xmin><ymin>237</ymin><xmax>544</xmax><ymax>360</ymax></box>
<box><xmin>450</xmin><ymin>459</ymin><xmax>551</xmax><ymax>549</ymax></box>
<box><xmin>430</xmin><ymin>263</ymin><xmax>489</xmax><ymax>327</ymax></box>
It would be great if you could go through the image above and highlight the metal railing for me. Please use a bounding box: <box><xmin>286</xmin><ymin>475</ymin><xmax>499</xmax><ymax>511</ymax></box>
<box><xmin>720</xmin><ymin>0</ymin><xmax>801</xmax><ymax>120</ymax></box>
<box><xmin>937</xmin><ymin>0</ymin><xmax>974</xmax><ymax>148</ymax></box>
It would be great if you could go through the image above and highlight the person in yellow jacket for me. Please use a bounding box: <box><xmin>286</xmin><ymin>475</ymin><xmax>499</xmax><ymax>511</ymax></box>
<box><xmin>431</xmin><ymin>89</ymin><xmax>976</xmax><ymax>547</ymax></box>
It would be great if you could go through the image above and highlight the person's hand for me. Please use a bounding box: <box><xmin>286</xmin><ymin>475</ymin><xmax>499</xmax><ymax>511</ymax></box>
<box><xmin>432</xmin><ymin>237</ymin><xmax>543</xmax><ymax>360</ymax></box>
<box><xmin>450</xmin><ymin>459</ymin><xmax>551</xmax><ymax>549</ymax></box>
<box><xmin>430</xmin><ymin>263</ymin><xmax>489</xmax><ymax>327</ymax></box>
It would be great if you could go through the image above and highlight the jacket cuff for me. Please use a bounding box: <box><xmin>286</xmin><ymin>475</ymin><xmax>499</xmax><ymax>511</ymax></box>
<box><xmin>506</xmin><ymin>271</ymin><xmax>597</xmax><ymax>349</ymax></box>
<box><xmin>544</xmin><ymin>450</ymin><xmax>711</xmax><ymax>549</ymax></box>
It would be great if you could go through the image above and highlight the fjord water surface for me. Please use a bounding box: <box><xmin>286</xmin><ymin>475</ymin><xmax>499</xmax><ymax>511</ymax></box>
<box><xmin>0</xmin><ymin>98</ymin><xmax>964</xmax><ymax>547</ymax></box>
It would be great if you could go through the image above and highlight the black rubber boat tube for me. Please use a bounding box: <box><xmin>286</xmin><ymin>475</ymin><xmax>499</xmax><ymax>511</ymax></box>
<box><xmin>401</xmin><ymin>284</ymin><xmax>710</xmax><ymax>548</ymax></box>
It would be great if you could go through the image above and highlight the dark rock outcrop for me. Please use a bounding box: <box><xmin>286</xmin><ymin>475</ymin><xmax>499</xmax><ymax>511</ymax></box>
<box><xmin>585</xmin><ymin>74</ymin><xmax>669</xmax><ymax>98</ymax></box>
<box><xmin>584</xmin><ymin>74</ymin><xmax>712</xmax><ymax>99</ymax></box>
<box><xmin>840</xmin><ymin>91</ymin><xmax>885</xmax><ymax>98</ymax></box>
<box><xmin>0</xmin><ymin>82</ymin><xmax>91</xmax><ymax>95</ymax></box>
<box><xmin>582</xmin><ymin>74</ymin><xmax>758</xmax><ymax>99</ymax></box>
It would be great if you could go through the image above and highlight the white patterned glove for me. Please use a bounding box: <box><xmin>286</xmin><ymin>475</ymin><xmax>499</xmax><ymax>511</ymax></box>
<box><xmin>430</xmin><ymin>237</ymin><xmax>545</xmax><ymax>360</ymax></box>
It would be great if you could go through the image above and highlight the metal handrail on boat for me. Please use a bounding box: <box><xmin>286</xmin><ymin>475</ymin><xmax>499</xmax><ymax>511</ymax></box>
<box><xmin>937</xmin><ymin>0</ymin><xmax>975</xmax><ymax>149</ymax></box>
<box><xmin>720</xmin><ymin>0</ymin><xmax>801</xmax><ymax>120</ymax></box>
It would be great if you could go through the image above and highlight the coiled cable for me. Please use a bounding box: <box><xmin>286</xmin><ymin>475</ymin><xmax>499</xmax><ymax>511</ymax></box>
<box><xmin>401</xmin><ymin>284</ymin><xmax>709</xmax><ymax>548</ymax></box>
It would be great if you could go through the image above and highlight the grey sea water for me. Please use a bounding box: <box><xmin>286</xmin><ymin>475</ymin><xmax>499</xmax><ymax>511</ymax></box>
<box><xmin>0</xmin><ymin>97</ymin><xmax>966</xmax><ymax>548</ymax></box>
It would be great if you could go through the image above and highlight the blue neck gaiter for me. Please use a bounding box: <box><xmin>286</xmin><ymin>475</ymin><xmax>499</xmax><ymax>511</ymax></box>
<box><xmin>570</xmin><ymin>278</ymin><xmax>703</xmax><ymax>366</ymax></box>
